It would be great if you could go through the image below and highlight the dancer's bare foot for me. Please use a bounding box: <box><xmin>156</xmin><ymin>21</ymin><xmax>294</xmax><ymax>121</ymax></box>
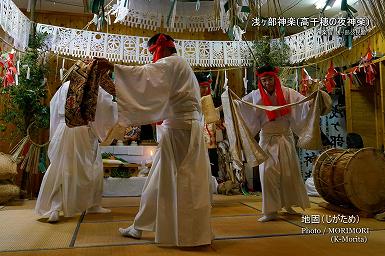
<box><xmin>47</xmin><ymin>211</ymin><xmax>59</xmax><ymax>223</ymax></box>
<box><xmin>119</xmin><ymin>225</ymin><xmax>142</xmax><ymax>239</ymax></box>
<box><xmin>258</xmin><ymin>212</ymin><xmax>278</xmax><ymax>222</ymax></box>
<box><xmin>86</xmin><ymin>206</ymin><xmax>111</xmax><ymax>214</ymax></box>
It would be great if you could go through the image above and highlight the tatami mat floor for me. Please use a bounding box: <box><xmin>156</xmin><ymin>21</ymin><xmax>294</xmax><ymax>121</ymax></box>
<box><xmin>0</xmin><ymin>195</ymin><xmax>384</xmax><ymax>256</ymax></box>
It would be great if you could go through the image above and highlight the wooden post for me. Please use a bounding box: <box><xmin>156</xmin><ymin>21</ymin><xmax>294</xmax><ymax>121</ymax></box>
<box><xmin>29</xmin><ymin>0</ymin><xmax>37</xmax><ymax>39</ymax></box>
<box><xmin>344</xmin><ymin>72</ymin><xmax>352</xmax><ymax>132</ymax></box>
<box><xmin>380</xmin><ymin>62</ymin><xmax>385</xmax><ymax>150</ymax></box>
<box><xmin>375</xmin><ymin>64</ymin><xmax>381</xmax><ymax>149</ymax></box>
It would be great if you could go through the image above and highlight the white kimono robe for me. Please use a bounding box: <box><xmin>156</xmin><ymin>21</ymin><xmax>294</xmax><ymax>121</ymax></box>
<box><xmin>114</xmin><ymin>55</ymin><xmax>212</xmax><ymax>246</ymax></box>
<box><xmin>35</xmin><ymin>81</ymin><xmax>117</xmax><ymax>217</ymax></box>
<box><xmin>240</xmin><ymin>86</ymin><xmax>311</xmax><ymax>214</ymax></box>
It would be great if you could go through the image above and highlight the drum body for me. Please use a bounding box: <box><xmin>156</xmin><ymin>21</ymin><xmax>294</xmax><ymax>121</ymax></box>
<box><xmin>313</xmin><ymin>147</ymin><xmax>385</xmax><ymax>213</ymax></box>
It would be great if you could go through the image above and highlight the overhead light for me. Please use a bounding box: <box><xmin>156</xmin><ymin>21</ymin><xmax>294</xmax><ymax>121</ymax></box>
<box><xmin>315</xmin><ymin>0</ymin><xmax>341</xmax><ymax>10</ymax></box>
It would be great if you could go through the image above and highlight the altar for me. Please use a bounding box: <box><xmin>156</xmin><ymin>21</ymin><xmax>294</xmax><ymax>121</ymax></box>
<box><xmin>101</xmin><ymin>145</ymin><xmax>156</xmax><ymax>197</ymax></box>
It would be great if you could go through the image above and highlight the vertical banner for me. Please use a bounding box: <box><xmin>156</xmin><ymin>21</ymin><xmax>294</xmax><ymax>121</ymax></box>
<box><xmin>298</xmin><ymin>95</ymin><xmax>347</xmax><ymax>180</ymax></box>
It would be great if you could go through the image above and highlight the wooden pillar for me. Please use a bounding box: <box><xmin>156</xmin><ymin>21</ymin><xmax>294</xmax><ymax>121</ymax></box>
<box><xmin>380</xmin><ymin>62</ymin><xmax>385</xmax><ymax>150</ymax></box>
<box><xmin>29</xmin><ymin>0</ymin><xmax>37</xmax><ymax>38</ymax></box>
<box><xmin>343</xmin><ymin>65</ymin><xmax>377</xmax><ymax>148</ymax></box>
<box><xmin>344</xmin><ymin>73</ymin><xmax>353</xmax><ymax>132</ymax></box>
<box><xmin>227</xmin><ymin>69</ymin><xmax>245</xmax><ymax>97</ymax></box>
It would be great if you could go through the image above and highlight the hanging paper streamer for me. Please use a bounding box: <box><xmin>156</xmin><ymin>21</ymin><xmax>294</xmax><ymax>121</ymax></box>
<box><xmin>300</xmin><ymin>67</ymin><xmax>311</xmax><ymax>95</ymax></box>
<box><xmin>112</xmin><ymin>0</ymin><xmax>129</xmax><ymax>24</ymax></box>
<box><xmin>59</xmin><ymin>58</ymin><xmax>65</xmax><ymax>81</ymax></box>
<box><xmin>362</xmin><ymin>46</ymin><xmax>376</xmax><ymax>85</ymax></box>
<box><xmin>166</xmin><ymin>0</ymin><xmax>178</xmax><ymax>28</ymax></box>
<box><xmin>17</xmin><ymin>60</ymin><xmax>20</xmax><ymax>75</ymax></box>
<box><xmin>224</xmin><ymin>69</ymin><xmax>228</xmax><ymax>90</ymax></box>
<box><xmin>15</xmin><ymin>59</ymin><xmax>20</xmax><ymax>85</ymax></box>
<box><xmin>59</xmin><ymin>68</ymin><xmax>63</xmax><ymax>82</ymax></box>
<box><xmin>324</xmin><ymin>61</ymin><xmax>337</xmax><ymax>93</ymax></box>
<box><xmin>14</xmin><ymin>71</ymin><xmax>18</xmax><ymax>86</ymax></box>
<box><xmin>243</xmin><ymin>68</ymin><xmax>248</xmax><ymax>94</ymax></box>
<box><xmin>90</xmin><ymin>0</ymin><xmax>107</xmax><ymax>31</ymax></box>
<box><xmin>26</xmin><ymin>65</ymin><xmax>30</xmax><ymax>80</ymax></box>
<box><xmin>92</xmin><ymin>14</ymin><xmax>98</xmax><ymax>25</ymax></box>
<box><xmin>0</xmin><ymin>49</ymin><xmax>17</xmax><ymax>88</ymax></box>
<box><xmin>366</xmin><ymin>64</ymin><xmax>376</xmax><ymax>85</ymax></box>
<box><xmin>107</xmin><ymin>12</ymin><xmax>112</xmax><ymax>25</ymax></box>
<box><xmin>233</xmin><ymin>25</ymin><xmax>246</xmax><ymax>41</ymax></box>
<box><xmin>27</xmin><ymin>0</ymin><xmax>31</xmax><ymax>12</ymax></box>
<box><xmin>196</xmin><ymin>0</ymin><xmax>200</xmax><ymax>10</ymax></box>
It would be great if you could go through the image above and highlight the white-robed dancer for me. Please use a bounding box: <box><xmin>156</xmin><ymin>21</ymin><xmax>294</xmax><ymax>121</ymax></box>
<box><xmin>35</xmin><ymin>81</ymin><xmax>117</xmax><ymax>222</ymax></box>
<box><xmin>115</xmin><ymin>33</ymin><xmax>212</xmax><ymax>247</ymax></box>
<box><xmin>239</xmin><ymin>65</ymin><xmax>311</xmax><ymax>222</ymax></box>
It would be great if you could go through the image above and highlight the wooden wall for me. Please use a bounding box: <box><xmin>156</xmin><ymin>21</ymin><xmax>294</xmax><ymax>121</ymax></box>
<box><xmin>0</xmin><ymin>28</ymin><xmax>20</xmax><ymax>153</ymax></box>
<box><xmin>306</xmin><ymin>28</ymin><xmax>385</xmax><ymax>150</ymax></box>
<box><xmin>343</xmin><ymin>60</ymin><xmax>385</xmax><ymax>150</ymax></box>
<box><xmin>344</xmin><ymin>77</ymin><xmax>377</xmax><ymax>147</ymax></box>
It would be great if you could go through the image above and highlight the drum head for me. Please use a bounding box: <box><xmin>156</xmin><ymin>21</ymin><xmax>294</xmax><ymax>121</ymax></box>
<box><xmin>345</xmin><ymin>148</ymin><xmax>385</xmax><ymax>213</ymax></box>
<box><xmin>312</xmin><ymin>148</ymin><xmax>345</xmax><ymax>204</ymax></box>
